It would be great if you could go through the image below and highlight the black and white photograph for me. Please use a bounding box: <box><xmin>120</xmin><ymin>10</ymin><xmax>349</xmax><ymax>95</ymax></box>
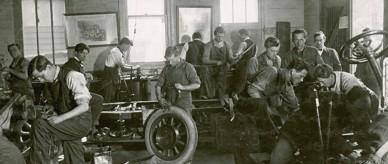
<box><xmin>0</xmin><ymin>0</ymin><xmax>387</xmax><ymax>164</ymax></box>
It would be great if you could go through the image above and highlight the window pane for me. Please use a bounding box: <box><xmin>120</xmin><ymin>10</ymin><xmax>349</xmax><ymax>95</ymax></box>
<box><xmin>22</xmin><ymin>0</ymin><xmax>66</xmax><ymax>64</ymax></box>
<box><xmin>128</xmin><ymin>16</ymin><xmax>166</xmax><ymax>62</ymax></box>
<box><xmin>246</xmin><ymin>0</ymin><xmax>258</xmax><ymax>23</ymax></box>
<box><xmin>233</xmin><ymin>0</ymin><xmax>246</xmax><ymax>23</ymax></box>
<box><xmin>220</xmin><ymin>0</ymin><xmax>233</xmax><ymax>23</ymax></box>
<box><xmin>127</xmin><ymin>0</ymin><xmax>164</xmax><ymax>15</ymax></box>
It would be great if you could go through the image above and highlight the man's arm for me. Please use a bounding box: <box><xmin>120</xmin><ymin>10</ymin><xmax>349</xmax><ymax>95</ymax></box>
<box><xmin>331</xmin><ymin>49</ymin><xmax>342</xmax><ymax>71</ymax></box>
<box><xmin>246</xmin><ymin>57</ymin><xmax>259</xmax><ymax>79</ymax></box>
<box><xmin>234</xmin><ymin>42</ymin><xmax>247</xmax><ymax>59</ymax></box>
<box><xmin>4</xmin><ymin>60</ymin><xmax>29</xmax><ymax>80</ymax></box>
<box><xmin>175</xmin><ymin>64</ymin><xmax>200</xmax><ymax>91</ymax></box>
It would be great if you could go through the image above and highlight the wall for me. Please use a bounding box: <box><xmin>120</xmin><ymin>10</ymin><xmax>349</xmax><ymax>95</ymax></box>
<box><xmin>65</xmin><ymin>0</ymin><xmax>128</xmax><ymax>71</ymax></box>
<box><xmin>304</xmin><ymin>0</ymin><xmax>321</xmax><ymax>44</ymax></box>
<box><xmin>0</xmin><ymin>0</ymin><xmax>23</xmax><ymax>67</ymax></box>
<box><xmin>167</xmin><ymin>0</ymin><xmax>220</xmax><ymax>46</ymax></box>
<box><xmin>262</xmin><ymin>0</ymin><xmax>304</xmax><ymax>51</ymax></box>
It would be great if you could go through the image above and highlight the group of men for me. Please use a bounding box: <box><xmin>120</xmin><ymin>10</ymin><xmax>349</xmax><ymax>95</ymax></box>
<box><xmin>170</xmin><ymin>26</ymin><xmax>388</xmax><ymax>163</ymax></box>
<box><xmin>0</xmin><ymin>24</ymin><xmax>387</xmax><ymax>164</ymax></box>
<box><xmin>0</xmin><ymin>42</ymin><xmax>106</xmax><ymax>163</ymax></box>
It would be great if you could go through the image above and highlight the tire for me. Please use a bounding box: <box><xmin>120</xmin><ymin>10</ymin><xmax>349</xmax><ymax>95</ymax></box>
<box><xmin>145</xmin><ymin>106</ymin><xmax>198</xmax><ymax>164</ymax></box>
<box><xmin>14</xmin><ymin>120</ymin><xmax>32</xmax><ymax>157</ymax></box>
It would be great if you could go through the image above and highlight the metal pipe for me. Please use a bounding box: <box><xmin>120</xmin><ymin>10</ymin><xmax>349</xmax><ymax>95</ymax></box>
<box><xmin>34</xmin><ymin>0</ymin><xmax>40</xmax><ymax>56</ymax></box>
<box><xmin>313</xmin><ymin>88</ymin><xmax>325</xmax><ymax>164</ymax></box>
<box><xmin>49</xmin><ymin>0</ymin><xmax>55</xmax><ymax>64</ymax></box>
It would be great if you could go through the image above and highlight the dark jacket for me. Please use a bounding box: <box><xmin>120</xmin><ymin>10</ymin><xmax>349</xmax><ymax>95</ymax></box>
<box><xmin>281</xmin><ymin>46</ymin><xmax>324</xmax><ymax>78</ymax></box>
<box><xmin>62</xmin><ymin>57</ymin><xmax>84</xmax><ymax>74</ymax></box>
<box><xmin>186</xmin><ymin>40</ymin><xmax>205</xmax><ymax>65</ymax></box>
<box><xmin>321</xmin><ymin>47</ymin><xmax>342</xmax><ymax>71</ymax></box>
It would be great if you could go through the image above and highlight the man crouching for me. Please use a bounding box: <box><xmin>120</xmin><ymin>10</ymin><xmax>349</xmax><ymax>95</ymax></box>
<box><xmin>28</xmin><ymin>56</ymin><xmax>92</xmax><ymax>164</ymax></box>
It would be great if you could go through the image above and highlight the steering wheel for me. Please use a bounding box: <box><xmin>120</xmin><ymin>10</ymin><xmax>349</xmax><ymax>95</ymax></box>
<box><xmin>339</xmin><ymin>30</ymin><xmax>388</xmax><ymax>64</ymax></box>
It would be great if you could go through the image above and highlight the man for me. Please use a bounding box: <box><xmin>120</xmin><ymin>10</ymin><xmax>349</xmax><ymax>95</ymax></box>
<box><xmin>202</xmin><ymin>26</ymin><xmax>234</xmax><ymax>105</ymax></box>
<box><xmin>247</xmin><ymin>59</ymin><xmax>308</xmax><ymax>122</ymax></box>
<box><xmin>281</xmin><ymin>29</ymin><xmax>324</xmax><ymax>77</ymax></box>
<box><xmin>62</xmin><ymin>43</ymin><xmax>104</xmax><ymax>133</ymax></box>
<box><xmin>354</xmin><ymin>27</ymin><xmax>382</xmax><ymax>101</ymax></box>
<box><xmin>314</xmin><ymin>31</ymin><xmax>342</xmax><ymax>71</ymax></box>
<box><xmin>185</xmin><ymin>32</ymin><xmax>205</xmax><ymax>66</ymax></box>
<box><xmin>28</xmin><ymin>56</ymin><xmax>92</xmax><ymax>164</ymax></box>
<box><xmin>102</xmin><ymin>37</ymin><xmax>138</xmax><ymax>102</ymax></box>
<box><xmin>156</xmin><ymin>46</ymin><xmax>201</xmax><ymax>115</ymax></box>
<box><xmin>0</xmin><ymin>43</ymin><xmax>35</xmax><ymax>129</ymax></box>
<box><xmin>246</xmin><ymin>36</ymin><xmax>282</xmax><ymax>98</ymax></box>
<box><xmin>0</xmin><ymin>128</ymin><xmax>25</xmax><ymax>164</ymax></box>
<box><xmin>230</xmin><ymin>29</ymin><xmax>257</xmax><ymax>99</ymax></box>
<box><xmin>313</xmin><ymin>63</ymin><xmax>368</xmax><ymax>95</ymax></box>
<box><xmin>184</xmin><ymin>32</ymin><xmax>206</xmax><ymax>99</ymax></box>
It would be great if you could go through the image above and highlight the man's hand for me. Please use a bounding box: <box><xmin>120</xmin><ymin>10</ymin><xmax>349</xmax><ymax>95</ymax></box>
<box><xmin>85</xmin><ymin>73</ymin><xmax>94</xmax><ymax>81</ymax></box>
<box><xmin>174</xmin><ymin>83</ymin><xmax>185</xmax><ymax>90</ymax></box>
<box><xmin>216</xmin><ymin>61</ymin><xmax>223</xmax><ymax>66</ymax></box>
<box><xmin>2</xmin><ymin>67</ymin><xmax>10</xmax><ymax>72</ymax></box>
<box><xmin>47</xmin><ymin>115</ymin><xmax>65</xmax><ymax>125</ymax></box>
<box><xmin>159</xmin><ymin>98</ymin><xmax>170</xmax><ymax>108</ymax></box>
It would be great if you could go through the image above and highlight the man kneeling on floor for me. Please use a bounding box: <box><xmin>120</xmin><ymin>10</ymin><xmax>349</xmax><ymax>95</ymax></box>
<box><xmin>28</xmin><ymin>56</ymin><xmax>92</xmax><ymax>164</ymax></box>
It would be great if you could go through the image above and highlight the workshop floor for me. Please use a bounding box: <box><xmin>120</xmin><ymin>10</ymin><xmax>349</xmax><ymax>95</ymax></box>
<box><xmin>97</xmin><ymin>144</ymin><xmax>270</xmax><ymax>164</ymax></box>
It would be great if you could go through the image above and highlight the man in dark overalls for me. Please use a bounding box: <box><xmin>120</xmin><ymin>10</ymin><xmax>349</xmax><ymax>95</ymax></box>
<box><xmin>1</xmin><ymin>44</ymin><xmax>35</xmax><ymax>127</ymax></box>
<box><xmin>62</xmin><ymin>43</ymin><xmax>103</xmax><ymax>133</ymax></box>
<box><xmin>230</xmin><ymin>28</ymin><xmax>257</xmax><ymax>100</ymax></box>
<box><xmin>156</xmin><ymin>46</ymin><xmax>201</xmax><ymax>115</ymax></box>
<box><xmin>0</xmin><ymin>43</ymin><xmax>32</xmax><ymax>164</ymax></box>
<box><xmin>202</xmin><ymin>26</ymin><xmax>233</xmax><ymax>107</ymax></box>
<box><xmin>28</xmin><ymin>56</ymin><xmax>92</xmax><ymax>164</ymax></box>
<box><xmin>102</xmin><ymin>37</ymin><xmax>138</xmax><ymax>102</ymax></box>
<box><xmin>155</xmin><ymin>46</ymin><xmax>200</xmax><ymax>163</ymax></box>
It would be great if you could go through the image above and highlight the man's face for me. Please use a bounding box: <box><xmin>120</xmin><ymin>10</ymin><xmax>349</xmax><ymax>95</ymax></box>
<box><xmin>76</xmin><ymin>49</ymin><xmax>89</xmax><ymax>62</ymax></box>
<box><xmin>314</xmin><ymin>35</ymin><xmax>325</xmax><ymax>50</ymax></box>
<box><xmin>120</xmin><ymin>44</ymin><xmax>131</xmax><ymax>52</ymax></box>
<box><xmin>214</xmin><ymin>32</ymin><xmax>225</xmax><ymax>42</ymax></box>
<box><xmin>291</xmin><ymin>69</ymin><xmax>308</xmax><ymax>86</ymax></box>
<box><xmin>267</xmin><ymin>46</ymin><xmax>280</xmax><ymax>57</ymax></box>
<box><xmin>293</xmin><ymin>33</ymin><xmax>306</xmax><ymax>50</ymax></box>
<box><xmin>165</xmin><ymin>55</ymin><xmax>180</xmax><ymax>66</ymax></box>
<box><xmin>31</xmin><ymin>66</ymin><xmax>55</xmax><ymax>83</ymax></box>
<box><xmin>316</xmin><ymin>75</ymin><xmax>333</xmax><ymax>88</ymax></box>
<box><xmin>9</xmin><ymin>45</ymin><xmax>22</xmax><ymax>58</ymax></box>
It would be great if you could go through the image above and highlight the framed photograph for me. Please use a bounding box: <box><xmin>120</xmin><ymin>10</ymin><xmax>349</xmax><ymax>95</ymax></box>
<box><xmin>64</xmin><ymin>12</ymin><xmax>119</xmax><ymax>47</ymax></box>
<box><xmin>177</xmin><ymin>7</ymin><xmax>212</xmax><ymax>43</ymax></box>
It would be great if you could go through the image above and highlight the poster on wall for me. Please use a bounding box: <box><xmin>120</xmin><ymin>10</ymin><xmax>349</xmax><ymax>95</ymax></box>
<box><xmin>64</xmin><ymin>12</ymin><xmax>119</xmax><ymax>47</ymax></box>
<box><xmin>177</xmin><ymin>7</ymin><xmax>212</xmax><ymax>43</ymax></box>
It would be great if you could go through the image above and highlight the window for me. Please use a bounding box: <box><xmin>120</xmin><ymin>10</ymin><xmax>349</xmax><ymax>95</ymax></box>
<box><xmin>22</xmin><ymin>0</ymin><xmax>67</xmax><ymax>64</ymax></box>
<box><xmin>350</xmin><ymin>0</ymin><xmax>386</xmax><ymax>97</ymax></box>
<box><xmin>127</xmin><ymin>0</ymin><xmax>166</xmax><ymax>62</ymax></box>
<box><xmin>220</xmin><ymin>0</ymin><xmax>258</xmax><ymax>23</ymax></box>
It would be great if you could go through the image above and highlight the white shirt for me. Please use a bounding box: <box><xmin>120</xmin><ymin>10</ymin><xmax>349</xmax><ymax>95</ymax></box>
<box><xmin>331</xmin><ymin>71</ymin><xmax>365</xmax><ymax>94</ymax></box>
<box><xmin>54</xmin><ymin>67</ymin><xmax>91</xmax><ymax>104</ymax></box>
<box><xmin>105</xmin><ymin>47</ymin><xmax>127</xmax><ymax>67</ymax></box>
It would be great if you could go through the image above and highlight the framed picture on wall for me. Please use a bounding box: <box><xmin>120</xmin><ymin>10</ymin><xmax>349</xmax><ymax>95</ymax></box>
<box><xmin>64</xmin><ymin>12</ymin><xmax>119</xmax><ymax>48</ymax></box>
<box><xmin>177</xmin><ymin>7</ymin><xmax>212</xmax><ymax>43</ymax></box>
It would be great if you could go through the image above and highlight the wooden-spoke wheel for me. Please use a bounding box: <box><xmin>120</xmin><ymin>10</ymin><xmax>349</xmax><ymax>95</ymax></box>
<box><xmin>145</xmin><ymin>106</ymin><xmax>197</xmax><ymax>163</ymax></box>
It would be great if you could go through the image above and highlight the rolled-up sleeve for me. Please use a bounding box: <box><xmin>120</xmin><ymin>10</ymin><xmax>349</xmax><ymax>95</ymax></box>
<box><xmin>66</xmin><ymin>71</ymin><xmax>91</xmax><ymax>104</ymax></box>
